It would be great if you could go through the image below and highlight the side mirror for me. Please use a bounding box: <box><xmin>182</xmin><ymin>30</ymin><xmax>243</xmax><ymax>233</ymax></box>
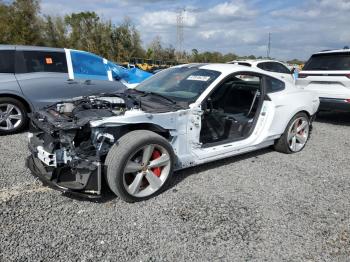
<box><xmin>291</xmin><ymin>68</ymin><xmax>296</xmax><ymax>75</ymax></box>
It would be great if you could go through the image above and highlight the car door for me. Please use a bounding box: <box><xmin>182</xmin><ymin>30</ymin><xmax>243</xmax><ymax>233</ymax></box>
<box><xmin>193</xmin><ymin>71</ymin><xmax>274</xmax><ymax>161</ymax></box>
<box><xmin>14</xmin><ymin>49</ymin><xmax>83</xmax><ymax>110</ymax></box>
<box><xmin>0</xmin><ymin>48</ymin><xmax>23</xmax><ymax>97</ymax></box>
<box><xmin>68</xmin><ymin>50</ymin><xmax>126</xmax><ymax>95</ymax></box>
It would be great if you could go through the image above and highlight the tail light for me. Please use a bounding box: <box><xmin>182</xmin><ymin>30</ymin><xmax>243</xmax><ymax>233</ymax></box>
<box><xmin>346</xmin><ymin>74</ymin><xmax>350</xmax><ymax>79</ymax></box>
<box><xmin>346</xmin><ymin>99</ymin><xmax>350</xmax><ymax>103</ymax></box>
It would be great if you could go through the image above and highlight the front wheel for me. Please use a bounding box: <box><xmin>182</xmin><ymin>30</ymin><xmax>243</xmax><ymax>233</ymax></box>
<box><xmin>0</xmin><ymin>97</ymin><xmax>28</xmax><ymax>135</ymax></box>
<box><xmin>105</xmin><ymin>130</ymin><xmax>175</xmax><ymax>202</ymax></box>
<box><xmin>274</xmin><ymin>112</ymin><xmax>310</xmax><ymax>154</ymax></box>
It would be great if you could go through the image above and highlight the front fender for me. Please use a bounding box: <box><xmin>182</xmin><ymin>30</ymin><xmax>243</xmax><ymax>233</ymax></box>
<box><xmin>90</xmin><ymin>109</ymin><xmax>191</xmax><ymax>136</ymax></box>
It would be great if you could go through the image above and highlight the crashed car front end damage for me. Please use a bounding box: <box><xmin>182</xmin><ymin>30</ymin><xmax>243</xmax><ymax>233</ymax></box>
<box><xmin>26</xmin><ymin>92</ymin><xmax>190</xmax><ymax>198</ymax></box>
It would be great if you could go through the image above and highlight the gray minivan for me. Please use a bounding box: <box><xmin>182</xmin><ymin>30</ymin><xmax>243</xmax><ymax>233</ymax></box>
<box><xmin>0</xmin><ymin>45</ymin><xmax>126</xmax><ymax>135</ymax></box>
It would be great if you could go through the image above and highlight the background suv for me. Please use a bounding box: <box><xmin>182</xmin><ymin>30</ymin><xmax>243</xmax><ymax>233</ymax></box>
<box><xmin>228</xmin><ymin>59</ymin><xmax>295</xmax><ymax>83</ymax></box>
<box><xmin>297</xmin><ymin>48</ymin><xmax>350</xmax><ymax>111</ymax></box>
<box><xmin>0</xmin><ymin>45</ymin><xmax>126</xmax><ymax>135</ymax></box>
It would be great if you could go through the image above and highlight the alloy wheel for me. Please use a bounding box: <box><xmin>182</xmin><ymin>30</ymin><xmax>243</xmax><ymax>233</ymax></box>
<box><xmin>0</xmin><ymin>103</ymin><xmax>23</xmax><ymax>131</ymax></box>
<box><xmin>287</xmin><ymin>116</ymin><xmax>309</xmax><ymax>152</ymax></box>
<box><xmin>123</xmin><ymin>144</ymin><xmax>171</xmax><ymax>198</ymax></box>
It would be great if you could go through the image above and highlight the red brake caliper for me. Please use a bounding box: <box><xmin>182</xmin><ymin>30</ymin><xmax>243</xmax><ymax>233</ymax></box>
<box><xmin>151</xmin><ymin>150</ymin><xmax>162</xmax><ymax>177</ymax></box>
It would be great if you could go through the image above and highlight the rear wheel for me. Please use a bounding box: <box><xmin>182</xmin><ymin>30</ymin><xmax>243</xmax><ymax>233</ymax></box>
<box><xmin>0</xmin><ymin>97</ymin><xmax>28</xmax><ymax>135</ymax></box>
<box><xmin>105</xmin><ymin>130</ymin><xmax>175</xmax><ymax>202</ymax></box>
<box><xmin>274</xmin><ymin>112</ymin><xmax>310</xmax><ymax>154</ymax></box>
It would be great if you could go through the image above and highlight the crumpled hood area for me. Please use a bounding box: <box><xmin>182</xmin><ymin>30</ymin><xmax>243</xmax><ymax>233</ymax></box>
<box><xmin>29</xmin><ymin>92</ymin><xmax>187</xmax><ymax>132</ymax></box>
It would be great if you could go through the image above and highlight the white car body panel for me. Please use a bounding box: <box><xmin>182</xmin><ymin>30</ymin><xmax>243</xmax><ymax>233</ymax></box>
<box><xmin>296</xmin><ymin>70</ymin><xmax>350</xmax><ymax>99</ymax></box>
<box><xmin>229</xmin><ymin>59</ymin><xmax>295</xmax><ymax>84</ymax></box>
<box><xmin>296</xmin><ymin>49</ymin><xmax>350</xmax><ymax>100</ymax></box>
<box><xmin>90</xmin><ymin>64</ymin><xmax>319</xmax><ymax>170</ymax></box>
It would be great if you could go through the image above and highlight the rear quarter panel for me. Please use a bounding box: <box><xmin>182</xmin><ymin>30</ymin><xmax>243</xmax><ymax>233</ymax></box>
<box><xmin>267</xmin><ymin>88</ymin><xmax>319</xmax><ymax>136</ymax></box>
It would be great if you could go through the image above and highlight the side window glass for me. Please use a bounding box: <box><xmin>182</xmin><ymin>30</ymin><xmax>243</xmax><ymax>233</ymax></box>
<box><xmin>265</xmin><ymin>62</ymin><xmax>277</xmax><ymax>72</ymax></box>
<box><xmin>70</xmin><ymin>51</ymin><xmax>109</xmax><ymax>80</ymax></box>
<box><xmin>265</xmin><ymin>76</ymin><xmax>285</xmax><ymax>93</ymax></box>
<box><xmin>257</xmin><ymin>63</ymin><xmax>266</xmax><ymax>70</ymax></box>
<box><xmin>0</xmin><ymin>50</ymin><xmax>15</xmax><ymax>73</ymax></box>
<box><xmin>22</xmin><ymin>51</ymin><xmax>68</xmax><ymax>73</ymax></box>
<box><xmin>275</xmin><ymin>63</ymin><xmax>291</xmax><ymax>74</ymax></box>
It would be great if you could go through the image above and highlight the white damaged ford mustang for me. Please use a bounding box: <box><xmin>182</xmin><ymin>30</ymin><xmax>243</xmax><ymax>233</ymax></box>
<box><xmin>27</xmin><ymin>64</ymin><xmax>320</xmax><ymax>202</ymax></box>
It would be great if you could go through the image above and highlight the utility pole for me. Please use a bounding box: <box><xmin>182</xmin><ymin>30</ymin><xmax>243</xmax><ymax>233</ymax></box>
<box><xmin>267</xmin><ymin>32</ymin><xmax>271</xmax><ymax>59</ymax></box>
<box><xmin>176</xmin><ymin>8</ymin><xmax>185</xmax><ymax>62</ymax></box>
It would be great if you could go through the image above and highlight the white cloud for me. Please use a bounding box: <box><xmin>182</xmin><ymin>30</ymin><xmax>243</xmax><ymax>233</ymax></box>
<box><xmin>199</xmin><ymin>30</ymin><xmax>219</xmax><ymax>40</ymax></box>
<box><xmin>39</xmin><ymin>0</ymin><xmax>350</xmax><ymax>60</ymax></box>
<box><xmin>319</xmin><ymin>0</ymin><xmax>350</xmax><ymax>10</ymax></box>
<box><xmin>208</xmin><ymin>1</ymin><xmax>257</xmax><ymax>18</ymax></box>
<box><xmin>140</xmin><ymin>10</ymin><xmax>196</xmax><ymax>28</ymax></box>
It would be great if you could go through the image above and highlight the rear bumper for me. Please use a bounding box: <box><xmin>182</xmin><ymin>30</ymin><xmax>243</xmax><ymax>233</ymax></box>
<box><xmin>319</xmin><ymin>98</ymin><xmax>350</xmax><ymax>112</ymax></box>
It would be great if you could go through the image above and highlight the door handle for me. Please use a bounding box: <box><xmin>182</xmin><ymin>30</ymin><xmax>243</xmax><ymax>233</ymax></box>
<box><xmin>67</xmin><ymin>79</ymin><xmax>79</xmax><ymax>84</ymax></box>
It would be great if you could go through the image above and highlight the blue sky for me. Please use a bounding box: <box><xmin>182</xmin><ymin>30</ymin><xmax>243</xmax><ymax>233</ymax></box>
<box><xmin>40</xmin><ymin>0</ymin><xmax>350</xmax><ymax>61</ymax></box>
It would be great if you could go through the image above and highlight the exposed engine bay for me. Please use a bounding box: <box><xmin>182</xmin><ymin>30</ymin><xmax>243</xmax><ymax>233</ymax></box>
<box><xmin>27</xmin><ymin>92</ymin><xmax>183</xmax><ymax>197</ymax></box>
<box><xmin>30</xmin><ymin>96</ymin><xmax>127</xmax><ymax>132</ymax></box>
<box><xmin>27</xmin><ymin>96</ymin><xmax>130</xmax><ymax>197</ymax></box>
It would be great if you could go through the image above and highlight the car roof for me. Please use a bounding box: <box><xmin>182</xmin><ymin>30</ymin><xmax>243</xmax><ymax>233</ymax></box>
<box><xmin>229</xmin><ymin>59</ymin><xmax>285</xmax><ymax>65</ymax></box>
<box><xmin>177</xmin><ymin>63</ymin><xmax>267</xmax><ymax>75</ymax></box>
<box><xmin>315</xmin><ymin>49</ymin><xmax>350</xmax><ymax>55</ymax></box>
<box><xmin>0</xmin><ymin>44</ymin><xmax>64</xmax><ymax>52</ymax></box>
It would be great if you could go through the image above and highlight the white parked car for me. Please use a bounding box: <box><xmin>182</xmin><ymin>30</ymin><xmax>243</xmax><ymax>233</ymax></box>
<box><xmin>228</xmin><ymin>59</ymin><xmax>295</xmax><ymax>83</ymax></box>
<box><xmin>27</xmin><ymin>64</ymin><xmax>319</xmax><ymax>202</ymax></box>
<box><xmin>297</xmin><ymin>48</ymin><xmax>350</xmax><ymax>111</ymax></box>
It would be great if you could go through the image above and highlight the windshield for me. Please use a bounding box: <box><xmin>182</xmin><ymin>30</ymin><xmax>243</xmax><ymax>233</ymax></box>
<box><xmin>303</xmin><ymin>53</ymin><xmax>350</xmax><ymax>71</ymax></box>
<box><xmin>135</xmin><ymin>66</ymin><xmax>221</xmax><ymax>103</ymax></box>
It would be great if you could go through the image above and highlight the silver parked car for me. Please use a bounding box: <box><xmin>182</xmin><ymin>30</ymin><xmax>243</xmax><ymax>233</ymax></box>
<box><xmin>0</xmin><ymin>45</ymin><xmax>126</xmax><ymax>135</ymax></box>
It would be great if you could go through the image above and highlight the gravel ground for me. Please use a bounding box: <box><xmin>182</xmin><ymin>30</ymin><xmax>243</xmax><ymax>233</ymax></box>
<box><xmin>1</xmin><ymin>112</ymin><xmax>350</xmax><ymax>261</ymax></box>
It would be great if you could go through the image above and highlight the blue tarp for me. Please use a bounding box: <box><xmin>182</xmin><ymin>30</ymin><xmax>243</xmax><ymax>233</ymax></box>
<box><xmin>108</xmin><ymin>62</ymin><xmax>152</xmax><ymax>84</ymax></box>
<box><xmin>71</xmin><ymin>50</ymin><xmax>110</xmax><ymax>81</ymax></box>
<box><xmin>70</xmin><ymin>49</ymin><xmax>152</xmax><ymax>85</ymax></box>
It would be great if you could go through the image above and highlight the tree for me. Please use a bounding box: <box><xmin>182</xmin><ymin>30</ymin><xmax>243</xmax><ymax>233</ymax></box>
<box><xmin>287</xmin><ymin>59</ymin><xmax>304</xmax><ymax>65</ymax></box>
<box><xmin>11</xmin><ymin>0</ymin><xmax>42</xmax><ymax>45</ymax></box>
<box><xmin>0</xmin><ymin>2</ymin><xmax>12</xmax><ymax>44</ymax></box>
<box><xmin>149</xmin><ymin>36</ymin><xmax>162</xmax><ymax>60</ymax></box>
<box><xmin>0</xmin><ymin>0</ymin><xmax>42</xmax><ymax>45</ymax></box>
<box><xmin>0</xmin><ymin>1</ymin><xmax>260</xmax><ymax>66</ymax></box>
<box><xmin>42</xmin><ymin>16</ymin><xmax>67</xmax><ymax>48</ymax></box>
<box><xmin>65</xmin><ymin>12</ymin><xmax>101</xmax><ymax>52</ymax></box>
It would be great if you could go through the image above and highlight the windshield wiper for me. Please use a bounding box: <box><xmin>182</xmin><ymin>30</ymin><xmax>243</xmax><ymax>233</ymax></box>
<box><xmin>129</xmin><ymin>89</ymin><xmax>146</xmax><ymax>94</ymax></box>
<box><xmin>142</xmin><ymin>92</ymin><xmax>176</xmax><ymax>104</ymax></box>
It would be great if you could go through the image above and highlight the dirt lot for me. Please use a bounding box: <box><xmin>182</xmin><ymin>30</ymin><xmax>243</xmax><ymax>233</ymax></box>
<box><xmin>1</xmin><ymin>112</ymin><xmax>350</xmax><ymax>261</ymax></box>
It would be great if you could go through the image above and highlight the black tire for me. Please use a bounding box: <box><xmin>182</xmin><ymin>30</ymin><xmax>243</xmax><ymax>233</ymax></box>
<box><xmin>0</xmin><ymin>97</ymin><xmax>28</xmax><ymax>135</ymax></box>
<box><xmin>274</xmin><ymin>112</ymin><xmax>310</xmax><ymax>154</ymax></box>
<box><xmin>105</xmin><ymin>130</ymin><xmax>175</xmax><ymax>203</ymax></box>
